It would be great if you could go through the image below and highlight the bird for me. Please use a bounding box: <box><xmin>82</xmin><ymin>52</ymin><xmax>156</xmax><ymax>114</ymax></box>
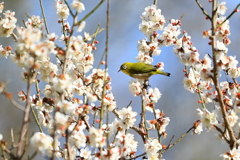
<box><xmin>118</xmin><ymin>62</ymin><xmax>170</xmax><ymax>79</ymax></box>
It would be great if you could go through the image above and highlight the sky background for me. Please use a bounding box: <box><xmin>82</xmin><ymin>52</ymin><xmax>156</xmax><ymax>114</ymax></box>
<box><xmin>0</xmin><ymin>0</ymin><xmax>240</xmax><ymax>159</ymax></box>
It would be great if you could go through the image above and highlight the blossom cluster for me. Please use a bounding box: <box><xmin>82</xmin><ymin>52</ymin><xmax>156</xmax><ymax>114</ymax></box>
<box><xmin>166</xmin><ymin>1</ymin><xmax>240</xmax><ymax>159</ymax></box>
<box><xmin>135</xmin><ymin>1</ymin><xmax>240</xmax><ymax>159</ymax></box>
<box><xmin>128</xmin><ymin>4</ymin><xmax>173</xmax><ymax>159</ymax></box>
<box><xmin>0</xmin><ymin>2</ymin><xmax>17</xmax><ymax>38</ymax></box>
<box><xmin>0</xmin><ymin>0</ymin><xmax>237</xmax><ymax>159</ymax></box>
<box><xmin>0</xmin><ymin>1</ymin><xmax>145</xmax><ymax>160</ymax></box>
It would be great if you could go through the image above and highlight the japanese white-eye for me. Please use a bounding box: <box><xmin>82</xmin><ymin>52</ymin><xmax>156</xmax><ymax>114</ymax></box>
<box><xmin>118</xmin><ymin>62</ymin><xmax>170</xmax><ymax>79</ymax></box>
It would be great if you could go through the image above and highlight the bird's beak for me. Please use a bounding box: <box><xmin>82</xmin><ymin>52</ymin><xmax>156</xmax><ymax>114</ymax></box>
<box><xmin>118</xmin><ymin>69</ymin><xmax>121</xmax><ymax>72</ymax></box>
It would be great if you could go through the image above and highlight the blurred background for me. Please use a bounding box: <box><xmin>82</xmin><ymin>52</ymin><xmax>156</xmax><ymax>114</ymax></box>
<box><xmin>0</xmin><ymin>0</ymin><xmax>240</xmax><ymax>159</ymax></box>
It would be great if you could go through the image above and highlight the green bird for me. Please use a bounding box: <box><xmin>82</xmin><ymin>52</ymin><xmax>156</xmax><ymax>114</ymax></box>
<box><xmin>118</xmin><ymin>62</ymin><xmax>170</xmax><ymax>79</ymax></box>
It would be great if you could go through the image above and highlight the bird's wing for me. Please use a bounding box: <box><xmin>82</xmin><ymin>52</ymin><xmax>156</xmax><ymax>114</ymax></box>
<box><xmin>130</xmin><ymin>63</ymin><xmax>157</xmax><ymax>74</ymax></box>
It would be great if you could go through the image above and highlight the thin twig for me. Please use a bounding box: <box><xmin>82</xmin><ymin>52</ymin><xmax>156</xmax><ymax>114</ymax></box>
<box><xmin>127</xmin><ymin>152</ymin><xmax>146</xmax><ymax>160</ymax></box>
<box><xmin>30</xmin><ymin>105</ymin><xmax>43</xmax><ymax>133</ymax></box>
<box><xmin>11</xmin><ymin>128</ymin><xmax>15</xmax><ymax>148</ymax></box>
<box><xmin>92</xmin><ymin>24</ymin><xmax>100</xmax><ymax>44</ymax></box>
<box><xmin>106</xmin><ymin>0</ymin><xmax>110</xmax><ymax>148</ymax></box>
<box><xmin>39</xmin><ymin>0</ymin><xmax>50</xmax><ymax>34</ymax></box>
<box><xmin>161</xmin><ymin>126</ymin><xmax>194</xmax><ymax>154</ymax></box>
<box><xmin>28</xmin><ymin>151</ymin><xmax>38</xmax><ymax>160</ymax></box>
<box><xmin>214</xmin><ymin>125</ymin><xmax>230</xmax><ymax>143</ymax></box>
<box><xmin>50</xmin><ymin>110</ymin><xmax>56</xmax><ymax>160</ymax></box>
<box><xmin>76</xmin><ymin>0</ymin><xmax>105</xmax><ymax>25</ymax></box>
<box><xmin>166</xmin><ymin>135</ymin><xmax>175</xmax><ymax>149</ymax></box>
<box><xmin>195</xmin><ymin>0</ymin><xmax>211</xmax><ymax>20</ymax></box>
<box><xmin>84</xmin><ymin>28</ymin><xmax>104</xmax><ymax>43</ymax></box>
<box><xmin>99</xmin><ymin>0</ymin><xmax>109</xmax><ymax>129</ymax></box>
<box><xmin>3</xmin><ymin>91</ymin><xmax>25</xmax><ymax>111</ymax></box>
<box><xmin>179</xmin><ymin>13</ymin><xmax>186</xmax><ymax>21</ymax></box>
<box><xmin>62</xmin><ymin>11</ymin><xmax>78</xmax><ymax>74</ymax></box>
<box><xmin>216</xmin><ymin>3</ymin><xmax>240</xmax><ymax>28</ymax></box>
<box><xmin>10</xmin><ymin>33</ymin><xmax>18</xmax><ymax>42</ymax></box>
<box><xmin>191</xmin><ymin>65</ymin><xmax>206</xmax><ymax>108</ymax></box>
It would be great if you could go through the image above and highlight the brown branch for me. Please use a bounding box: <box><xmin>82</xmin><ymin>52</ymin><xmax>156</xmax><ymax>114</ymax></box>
<box><xmin>139</xmin><ymin>80</ymin><xmax>149</xmax><ymax>141</ymax></box>
<box><xmin>166</xmin><ymin>135</ymin><xmax>175</xmax><ymax>149</ymax></box>
<box><xmin>214</xmin><ymin>125</ymin><xmax>230</xmax><ymax>143</ymax></box>
<box><xmin>211</xmin><ymin>0</ymin><xmax>236</xmax><ymax>149</ymax></box>
<box><xmin>66</xmin><ymin>130</ymin><xmax>72</xmax><ymax>160</ymax></box>
<box><xmin>16</xmin><ymin>71</ymin><xmax>32</xmax><ymax>158</ymax></box>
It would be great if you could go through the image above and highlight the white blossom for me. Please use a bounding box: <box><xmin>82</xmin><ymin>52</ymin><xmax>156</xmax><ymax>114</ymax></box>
<box><xmin>217</xmin><ymin>1</ymin><xmax>227</xmax><ymax>15</ymax></box>
<box><xmin>118</xmin><ymin>106</ymin><xmax>137</xmax><ymax>129</ymax></box>
<box><xmin>55</xmin><ymin>1</ymin><xmax>69</xmax><ymax>20</ymax></box>
<box><xmin>145</xmin><ymin>139</ymin><xmax>162</xmax><ymax>159</ymax></box>
<box><xmin>89</xmin><ymin>127</ymin><xmax>106</xmax><ymax>148</ymax></box>
<box><xmin>30</xmin><ymin>132</ymin><xmax>53</xmax><ymax>155</ymax></box>
<box><xmin>71</xmin><ymin>0</ymin><xmax>85</xmax><ymax>13</ymax></box>
<box><xmin>128</xmin><ymin>79</ymin><xmax>142</xmax><ymax>96</ymax></box>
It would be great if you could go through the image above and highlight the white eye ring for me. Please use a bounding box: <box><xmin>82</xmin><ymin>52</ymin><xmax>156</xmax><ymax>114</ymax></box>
<box><xmin>122</xmin><ymin>65</ymin><xmax>127</xmax><ymax>70</ymax></box>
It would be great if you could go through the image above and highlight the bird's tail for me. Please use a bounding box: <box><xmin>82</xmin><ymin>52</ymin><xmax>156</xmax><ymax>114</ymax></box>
<box><xmin>157</xmin><ymin>70</ymin><xmax>171</xmax><ymax>77</ymax></box>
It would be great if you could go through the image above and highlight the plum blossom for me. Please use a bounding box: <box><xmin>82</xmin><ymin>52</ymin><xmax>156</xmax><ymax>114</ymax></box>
<box><xmin>26</xmin><ymin>15</ymin><xmax>43</xmax><ymax>29</ymax></box>
<box><xmin>54</xmin><ymin>112</ymin><xmax>69</xmax><ymax>133</ymax></box>
<box><xmin>145</xmin><ymin>139</ymin><xmax>162</xmax><ymax>159</ymax></box>
<box><xmin>71</xmin><ymin>0</ymin><xmax>85</xmax><ymax>13</ymax></box>
<box><xmin>148</xmin><ymin>87</ymin><xmax>162</xmax><ymax>103</ymax></box>
<box><xmin>115</xmin><ymin>133</ymin><xmax>138</xmax><ymax>158</ymax></box>
<box><xmin>30</xmin><ymin>132</ymin><xmax>53</xmax><ymax>155</ymax></box>
<box><xmin>139</xmin><ymin>5</ymin><xmax>165</xmax><ymax>36</ymax></box>
<box><xmin>70</xmin><ymin>130</ymin><xmax>86</xmax><ymax>148</ymax></box>
<box><xmin>183</xmin><ymin>68</ymin><xmax>199</xmax><ymax>93</ymax></box>
<box><xmin>128</xmin><ymin>79</ymin><xmax>142</xmax><ymax>96</ymax></box>
<box><xmin>0</xmin><ymin>10</ymin><xmax>17</xmax><ymax>37</ymax></box>
<box><xmin>89</xmin><ymin>127</ymin><xmax>106</xmax><ymax>148</ymax></box>
<box><xmin>0</xmin><ymin>2</ymin><xmax>4</xmax><ymax>13</ymax></box>
<box><xmin>220</xmin><ymin>148</ymin><xmax>240</xmax><ymax>160</ymax></box>
<box><xmin>80</xmin><ymin>147</ymin><xmax>92</xmax><ymax>159</ymax></box>
<box><xmin>197</xmin><ymin>108</ymin><xmax>218</xmax><ymax>130</ymax></box>
<box><xmin>57</xmin><ymin>100</ymin><xmax>78</xmax><ymax>115</ymax></box>
<box><xmin>217</xmin><ymin>1</ymin><xmax>227</xmax><ymax>15</ymax></box>
<box><xmin>118</xmin><ymin>106</ymin><xmax>137</xmax><ymax>129</ymax></box>
<box><xmin>55</xmin><ymin>1</ymin><xmax>69</xmax><ymax>20</ymax></box>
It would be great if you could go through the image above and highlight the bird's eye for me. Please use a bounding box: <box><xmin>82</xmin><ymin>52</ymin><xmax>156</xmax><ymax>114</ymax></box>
<box><xmin>122</xmin><ymin>65</ymin><xmax>127</xmax><ymax>70</ymax></box>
